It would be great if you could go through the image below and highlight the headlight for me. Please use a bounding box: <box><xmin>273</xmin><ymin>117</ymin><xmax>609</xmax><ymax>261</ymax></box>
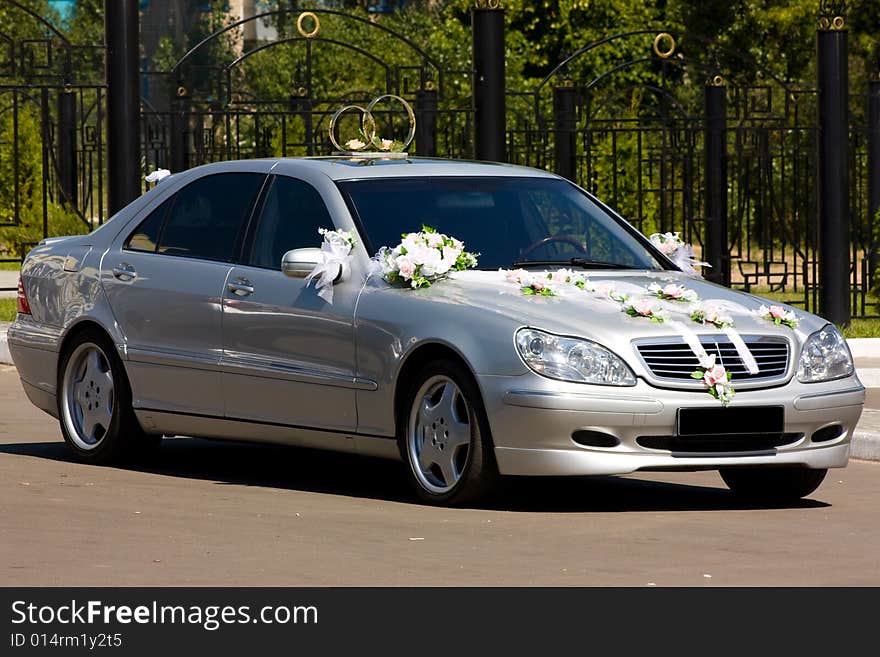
<box><xmin>515</xmin><ymin>328</ymin><xmax>636</xmax><ymax>386</ymax></box>
<box><xmin>797</xmin><ymin>324</ymin><xmax>854</xmax><ymax>383</ymax></box>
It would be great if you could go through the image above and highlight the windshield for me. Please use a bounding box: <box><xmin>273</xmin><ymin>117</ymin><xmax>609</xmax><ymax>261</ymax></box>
<box><xmin>338</xmin><ymin>176</ymin><xmax>666</xmax><ymax>270</ymax></box>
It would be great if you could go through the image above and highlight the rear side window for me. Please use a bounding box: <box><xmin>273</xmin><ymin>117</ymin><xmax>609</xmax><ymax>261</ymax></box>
<box><xmin>248</xmin><ymin>176</ymin><xmax>333</xmax><ymax>270</ymax></box>
<box><xmin>125</xmin><ymin>198</ymin><xmax>171</xmax><ymax>253</ymax></box>
<box><xmin>157</xmin><ymin>173</ymin><xmax>266</xmax><ymax>262</ymax></box>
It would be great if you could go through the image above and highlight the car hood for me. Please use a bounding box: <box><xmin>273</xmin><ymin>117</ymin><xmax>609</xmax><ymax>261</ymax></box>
<box><xmin>387</xmin><ymin>269</ymin><xmax>825</xmax><ymax>354</ymax></box>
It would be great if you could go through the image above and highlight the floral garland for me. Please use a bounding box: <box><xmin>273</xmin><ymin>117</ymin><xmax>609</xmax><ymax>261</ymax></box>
<box><xmin>375</xmin><ymin>226</ymin><xmax>478</xmax><ymax>289</ymax></box>
<box><xmin>690</xmin><ymin>354</ymin><xmax>734</xmax><ymax>406</ymax></box>
<box><xmin>502</xmin><ymin>268</ymin><xmax>589</xmax><ymax>296</ymax></box>
<box><xmin>757</xmin><ymin>304</ymin><xmax>799</xmax><ymax>329</ymax></box>
<box><xmin>690</xmin><ymin>302</ymin><xmax>735</xmax><ymax>329</ymax></box>
<box><xmin>622</xmin><ymin>297</ymin><xmax>666</xmax><ymax>323</ymax></box>
<box><xmin>502</xmin><ymin>269</ymin><xmax>557</xmax><ymax>296</ymax></box>
<box><xmin>647</xmin><ymin>282</ymin><xmax>699</xmax><ymax>303</ymax></box>
<box><xmin>305</xmin><ymin>228</ymin><xmax>357</xmax><ymax>304</ymax></box>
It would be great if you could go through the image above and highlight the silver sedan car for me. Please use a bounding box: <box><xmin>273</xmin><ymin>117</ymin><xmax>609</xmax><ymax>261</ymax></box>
<box><xmin>8</xmin><ymin>158</ymin><xmax>864</xmax><ymax>505</ymax></box>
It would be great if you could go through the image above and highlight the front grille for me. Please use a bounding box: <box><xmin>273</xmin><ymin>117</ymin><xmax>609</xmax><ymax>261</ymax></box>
<box><xmin>635</xmin><ymin>336</ymin><xmax>789</xmax><ymax>383</ymax></box>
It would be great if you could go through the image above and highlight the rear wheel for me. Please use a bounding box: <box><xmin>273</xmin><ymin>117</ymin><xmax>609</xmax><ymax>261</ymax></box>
<box><xmin>58</xmin><ymin>328</ymin><xmax>159</xmax><ymax>463</ymax></box>
<box><xmin>719</xmin><ymin>467</ymin><xmax>828</xmax><ymax>503</ymax></box>
<box><xmin>400</xmin><ymin>360</ymin><xmax>499</xmax><ymax>506</ymax></box>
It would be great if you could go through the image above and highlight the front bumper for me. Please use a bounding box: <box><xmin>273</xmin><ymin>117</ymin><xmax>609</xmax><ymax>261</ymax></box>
<box><xmin>479</xmin><ymin>372</ymin><xmax>864</xmax><ymax>476</ymax></box>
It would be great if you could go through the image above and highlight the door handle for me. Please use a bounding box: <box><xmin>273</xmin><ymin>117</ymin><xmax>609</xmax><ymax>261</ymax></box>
<box><xmin>227</xmin><ymin>278</ymin><xmax>254</xmax><ymax>297</ymax></box>
<box><xmin>112</xmin><ymin>263</ymin><xmax>137</xmax><ymax>280</ymax></box>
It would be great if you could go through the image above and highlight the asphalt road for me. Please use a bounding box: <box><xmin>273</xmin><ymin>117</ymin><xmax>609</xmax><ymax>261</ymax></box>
<box><xmin>1</xmin><ymin>365</ymin><xmax>879</xmax><ymax>586</ymax></box>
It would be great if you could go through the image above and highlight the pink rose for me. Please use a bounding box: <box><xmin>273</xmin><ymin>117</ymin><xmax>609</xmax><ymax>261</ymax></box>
<box><xmin>396</xmin><ymin>256</ymin><xmax>416</xmax><ymax>279</ymax></box>
<box><xmin>551</xmin><ymin>270</ymin><xmax>570</xmax><ymax>284</ymax></box>
<box><xmin>632</xmin><ymin>298</ymin><xmax>655</xmax><ymax>316</ymax></box>
<box><xmin>663</xmin><ymin>283</ymin><xmax>683</xmax><ymax>299</ymax></box>
<box><xmin>703</xmin><ymin>364</ymin><xmax>727</xmax><ymax>388</ymax></box>
<box><xmin>531</xmin><ymin>279</ymin><xmax>545</xmax><ymax>291</ymax></box>
<box><xmin>769</xmin><ymin>305</ymin><xmax>786</xmax><ymax>319</ymax></box>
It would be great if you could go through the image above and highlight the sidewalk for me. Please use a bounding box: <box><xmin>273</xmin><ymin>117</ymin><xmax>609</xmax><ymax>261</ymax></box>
<box><xmin>0</xmin><ymin>270</ymin><xmax>18</xmax><ymax>299</ymax></box>
<box><xmin>1</xmin><ymin>326</ymin><xmax>878</xmax><ymax>459</ymax></box>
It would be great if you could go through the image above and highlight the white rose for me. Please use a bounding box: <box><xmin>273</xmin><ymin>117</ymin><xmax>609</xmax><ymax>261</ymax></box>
<box><xmin>418</xmin><ymin>247</ymin><xmax>443</xmax><ymax>277</ymax></box>
<box><xmin>406</xmin><ymin>243</ymin><xmax>433</xmax><ymax>266</ymax></box>
<box><xmin>442</xmin><ymin>245</ymin><xmax>461</xmax><ymax>264</ymax></box>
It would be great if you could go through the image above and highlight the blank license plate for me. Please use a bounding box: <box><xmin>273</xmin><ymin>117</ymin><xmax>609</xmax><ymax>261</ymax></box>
<box><xmin>676</xmin><ymin>406</ymin><xmax>784</xmax><ymax>436</ymax></box>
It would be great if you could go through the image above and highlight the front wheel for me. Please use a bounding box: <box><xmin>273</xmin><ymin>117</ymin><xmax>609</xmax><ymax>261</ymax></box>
<box><xmin>719</xmin><ymin>467</ymin><xmax>828</xmax><ymax>503</ymax></box>
<box><xmin>400</xmin><ymin>360</ymin><xmax>499</xmax><ymax>506</ymax></box>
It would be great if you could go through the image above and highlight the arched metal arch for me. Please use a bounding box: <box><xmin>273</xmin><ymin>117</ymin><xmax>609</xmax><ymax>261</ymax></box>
<box><xmin>223</xmin><ymin>36</ymin><xmax>392</xmax><ymax>76</ymax></box>
<box><xmin>0</xmin><ymin>0</ymin><xmax>70</xmax><ymax>45</ymax></box>
<box><xmin>171</xmin><ymin>8</ymin><xmax>441</xmax><ymax>75</ymax></box>
<box><xmin>534</xmin><ymin>29</ymin><xmax>796</xmax><ymax>96</ymax></box>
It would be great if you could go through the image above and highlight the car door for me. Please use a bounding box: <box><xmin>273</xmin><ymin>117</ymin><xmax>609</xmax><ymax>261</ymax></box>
<box><xmin>220</xmin><ymin>174</ymin><xmax>359</xmax><ymax>432</ymax></box>
<box><xmin>102</xmin><ymin>171</ymin><xmax>267</xmax><ymax>416</ymax></box>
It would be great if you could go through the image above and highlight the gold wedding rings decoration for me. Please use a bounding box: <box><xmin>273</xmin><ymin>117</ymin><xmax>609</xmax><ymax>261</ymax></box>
<box><xmin>653</xmin><ymin>32</ymin><xmax>676</xmax><ymax>59</ymax></box>
<box><xmin>329</xmin><ymin>94</ymin><xmax>416</xmax><ymax>158</ymax></box>
<box><xmin>297</xmin><ymin>12</ymin><xmax>320</xmax><ymax>39</ymax></box>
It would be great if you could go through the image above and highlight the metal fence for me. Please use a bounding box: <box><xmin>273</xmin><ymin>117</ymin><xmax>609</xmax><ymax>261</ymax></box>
<box><xmin>0</xmin><ymin>2</ymin><xmax>878</xmax><ymax>325</ymax></box>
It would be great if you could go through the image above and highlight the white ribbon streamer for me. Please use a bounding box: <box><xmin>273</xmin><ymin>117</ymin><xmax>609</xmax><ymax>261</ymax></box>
<box><xmin>722</xmin><ymin>327</ymin><xmax>760</xmax><ymax>374</ymax></box>
<box><xmin>305</xmin><ymin>240</ymin><xmax>353</xmax><ymax>304</ymax></box>
<box><xmin>667</xmin><ymin>320</ymin><xmax>711</xmax><ymax>366</ymax></box>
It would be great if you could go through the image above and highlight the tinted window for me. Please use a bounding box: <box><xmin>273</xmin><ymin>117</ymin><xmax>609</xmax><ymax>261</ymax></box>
<box><xmin>339</xmin><ymin>177</ymin><xmax>663</xmax><ymax>270</ymax></box>
<box><xmin>249</xmin><ymin>176</ymin><xmax>333</xmax><ymax>269</ymax></box>
<box><xmin>125</xmin><ymin>198</ymin><xmax>171</xmax><ymax>253</ymax></box>
<box><xmin>157</xmin><ymin>173</ymin><xmax>265</xmax><ymax>262</ymax></box>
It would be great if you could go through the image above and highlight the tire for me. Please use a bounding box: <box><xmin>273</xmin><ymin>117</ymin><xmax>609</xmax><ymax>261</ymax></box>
<box><xmin>719</xmin><ymin>467</ymin><xmax>828</xmax><ymax>503</ymax></box>
<box><xmin>399</xmin><ymin>359</ymin><xmax>499</xmax><ymax>506</ymax></box>
<box><xmin>57</xmin><ymin>328</ymin><xmax>160</xmax><ymax>464</ymax></box>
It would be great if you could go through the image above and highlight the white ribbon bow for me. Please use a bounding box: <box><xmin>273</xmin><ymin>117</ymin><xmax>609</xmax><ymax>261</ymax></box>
<box><xmin>305</xmin><ymin>239</ymin><xmax>352</xmax><ymax>304</ymax></box>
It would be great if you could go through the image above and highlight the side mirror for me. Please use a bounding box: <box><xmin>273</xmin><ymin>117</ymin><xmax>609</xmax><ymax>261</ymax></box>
<box><xmin>281</xmin><ymin>248</ymin><xmax>322</xmax><ymax>278</ymax></box>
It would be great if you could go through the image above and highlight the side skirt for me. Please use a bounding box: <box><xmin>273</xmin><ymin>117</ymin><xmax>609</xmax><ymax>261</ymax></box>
<box><xmin>133</xmin><ymin>408</ymin><xmax>401</xmax><ymax>462</ymax></box>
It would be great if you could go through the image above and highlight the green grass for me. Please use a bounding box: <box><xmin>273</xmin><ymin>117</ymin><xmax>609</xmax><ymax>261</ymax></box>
<box><xmin>0</xmin><ymin>261</ymin><xmax>21</xmax><ymax>271</ymax></box>
<box><xmin>742</xmin><ymin>288</ymin><xmax>880</xmax><ymax>338</ymax></box>
<box><xmin>0</xmin><ymin>298</ymin><xmax>17</xmax><ymax>322</ymax></box>
<box><xmin>842</xmin><ymin>320</ymin><xmax>880</xmax><ymax>339</ymax></box>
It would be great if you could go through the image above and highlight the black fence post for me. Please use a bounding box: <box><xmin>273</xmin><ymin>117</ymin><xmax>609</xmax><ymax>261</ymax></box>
<box><xmin>170</xmin><ymin>86</ymin><xmax>189</xmax><ymax>173</ymax></box>
<box><xmin>415</xmin><ymin>86</ymin><xmax>438</xmax><ymax>157</ymax></box>
<box><xmin>57</xmin><ymin>86</ymin><xmax>78</xmax><ymax>210</ymax></box>
<box><xmin>472</xmin><ymin>7</ymin><xmax>505</xmax><ymax>162</ymax></box>
<box><xmin>105</xmin><ymin>0</ymin><xmax>141</xmax><ymax>215</ymax></box>
<box><xmin>553</xmin><ymin>84</ymin><xmax>577</xmax><ymax>182</ymax></box>
<box><xmin>868</xmin><ymin>77</ymin><xmax>880</xmax><ymax>287</ymax></box>
<box><xmin>817</xmin><ymin>13</ymin><xmax>850</xmax><ymax>326</ymax></box>
<box><xmin>704</xmin><ymin>78</ymin><xmax>729</xmax><ymax>286</ymax></box>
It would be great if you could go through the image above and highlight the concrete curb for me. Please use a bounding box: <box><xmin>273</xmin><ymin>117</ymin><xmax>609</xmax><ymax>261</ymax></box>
<box><xmin>851</xmin><ymin>431</ymin><xmax>880</xmax><ymax>462</ymax></box>
<box><xmin>0</xmin><ymin>323</ymin><xmax>10</xmax><ymax>366</ymax></box>
<box><xmin>847</xmin><ymin>338</ymin><xmax>880</xmax><ymax>358</ymax></box>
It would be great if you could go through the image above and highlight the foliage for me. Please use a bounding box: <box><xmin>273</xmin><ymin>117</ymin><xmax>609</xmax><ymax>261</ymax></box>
<box><xmin>0</xmin><ymin>297</ymin><xmax>17</xmax><ymax>322</ymax></box>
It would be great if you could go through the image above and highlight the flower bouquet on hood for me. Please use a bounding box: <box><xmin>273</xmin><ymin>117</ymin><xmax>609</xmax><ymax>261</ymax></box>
<box><xmin>375</xmin><ymin>226</ymin><xmax>479</xmax><ymax>289</ymax></box>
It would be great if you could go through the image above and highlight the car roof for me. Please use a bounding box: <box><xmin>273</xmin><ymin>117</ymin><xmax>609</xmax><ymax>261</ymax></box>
<box><xmin>260</xmin><ymin>157</ymin><xmax>562</xmax><ymax>181</ymax></box>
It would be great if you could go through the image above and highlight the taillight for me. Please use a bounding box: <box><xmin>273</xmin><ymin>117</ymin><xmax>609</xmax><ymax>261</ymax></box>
<box><xmin>16</xmin><ymin>275</ymin><xmax>31</xmax><ymax>315</ymax></box>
